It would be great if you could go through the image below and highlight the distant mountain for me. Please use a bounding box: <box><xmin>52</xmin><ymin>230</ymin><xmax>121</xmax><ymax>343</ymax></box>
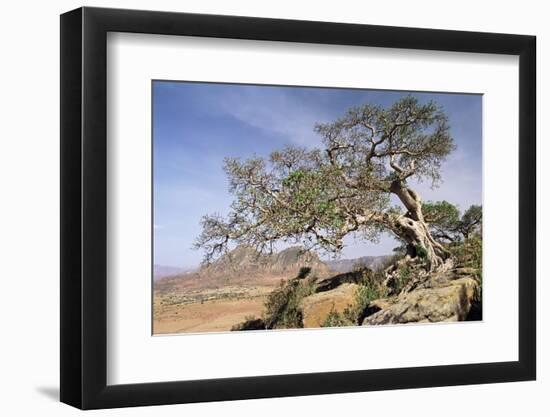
<box><xmin>154</xmin><ymin>246</ymin><xmax>330</xmax><ymax>292</ymax></box>
<box><xmin>154</xmin><ymin>247</ymin><xmax>392</xmax><ymax>294</ymax></box>
<box><xmin>326</xmin><ymin>255</ymin><xmax>391</xmax><ymax>273</ymax></box>
<box><xmin>203</xmin><ymin>246</ymin><xmax>329</xmax><ymax>277</ymax></box>
<box><xmin>153</xmin><ymin>264</ymin><xmax>195</xmax><ymax>281</ymax></box>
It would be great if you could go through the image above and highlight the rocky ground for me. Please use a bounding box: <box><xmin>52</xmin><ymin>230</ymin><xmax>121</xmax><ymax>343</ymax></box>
<box><xmin>154</xmin><ymin>243</ymin><xmax>482</xmax><ymax>334</ymax></box>
<box><xmin>362</xmin><ymin>266</ymin><xmax>481</xmax><ymax>325</ymax></box>
<box><xmin>233</xmin><ymin>259</ymin><xmax>482</xmax><ymax>331</ymax></box>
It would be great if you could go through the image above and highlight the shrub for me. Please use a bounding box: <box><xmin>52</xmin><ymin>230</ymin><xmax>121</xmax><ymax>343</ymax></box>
<box><xmin>394</xmin><ymin>265</ymin><xmax>412</xmax><ymax>294</ymax></box>
<box><xmin>450</xmin><ymin>234</ymin><xmax>482</xmax><ymax>282</ymax></box>
<box><xmin>263</xmin><ymin>273</ymin><xmax>317</xmax><ymax>329</ymax></box>
<box><xmin>231</xmin><ymin>316</ymin><xmax>266</xmax><ymax>331</ymax></box>
<box><xmin>415</xmin><ymin>244</ymin><xmax>428</xmax><ymax>260</ymax></box>
<box><xmin>345</xmin><ymin>282</ymin><xmax>379</xmax><ymax>323</ymax></box>
<box><xmin>467</xmin><ymin>235</ymin><xmax>482</xmax><ymax>282</ymax></box>
<box><xmin>321</xmin><ymin>307</ymin><xmax>353</xmax><ymax>328</ymax></box>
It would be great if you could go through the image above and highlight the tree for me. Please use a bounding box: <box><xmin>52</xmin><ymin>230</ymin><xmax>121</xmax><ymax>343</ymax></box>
<box><xmin>457</xmin><ymin>204</ymin><xmax>482</xmax><ymax>239</ymax></box>
<box><xmin>423</xmin><ymin>200</ymin><xmax>461</xmax><ymax>242</ymax></box>
<box><xmin>195</xmin><ymin>96</ymin><xmax>455</xmax><ymax>271</ymax></box>
<box><xmin>423</xmin><ymin>201</ymin><xmax>482</xmax><ymax>242</ymax></box>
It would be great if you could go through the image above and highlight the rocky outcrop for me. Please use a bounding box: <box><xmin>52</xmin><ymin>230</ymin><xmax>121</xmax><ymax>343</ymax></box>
<box><xmin>362</xmin><ymin>272</ymin><xmax>481</xmax><ymax>325</ymax></box>
<box><xmin>227</xmin><ymin>251</ymin><xmax>482</xmax><ymax>331</ymax></box>
<box><xmin>314</xmin><ymin>270</ymin><xmax>365</xmax><ymax>292</ymax></box>
<box><xmin>300</xmin><ymin>283</ymin><xmax>358</xmax><ymax>327</ymax></box>
<box><xmin>156</xmin><ymin>245</ymin><xmax>331</xmax><ymax>292</ymax></box>
<box><xmin>202</xmin><ymin>245</ymin><xmax>330</xmax><ymax>279</ymax></box>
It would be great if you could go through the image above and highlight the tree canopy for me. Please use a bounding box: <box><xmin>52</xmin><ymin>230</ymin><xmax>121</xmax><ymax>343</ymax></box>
<box><xmin>423</xmin><ymin>200</ymin><xmax>461</xmax><ymax>241</ymax></box>
<box><xmin>195</xmin><ymin>96</ymin><xmax>457</xmax><ymax>270</ymax></box>
<box><xmin>423</xmin><ymin>201</ymin><xmax>482</xmax><ymax>242</ymax></box>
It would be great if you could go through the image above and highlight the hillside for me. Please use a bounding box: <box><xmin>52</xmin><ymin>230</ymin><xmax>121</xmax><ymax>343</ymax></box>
<box><xmin>153</xmin><ymin>246</ymin><xmax>334</xmax><ymax>333</ymax></box>
<box><xmin>154</xmin><ymin>246</ymin><xmax>330</xmax><ymax>293</ymax></box>
<box><xmin>326</xmin><ymin>255</ymin><xmax>391</xmax><ymax>273</ymax></box>
<box><xmin>153</xmin><ymin>264</ymin><xmax>195</xmax><ymax>281</ymax></box>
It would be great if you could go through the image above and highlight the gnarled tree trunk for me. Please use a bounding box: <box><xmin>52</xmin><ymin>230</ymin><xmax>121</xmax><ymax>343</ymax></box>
<box><xmin>387</xmin><ymin>180</ymin><xmax>449</xmax><ymax>271</ymax></box>
<box><xmin>389</xmin><ymin>215</ymin><xmax>446</xmax><ymax>270</ymax></box>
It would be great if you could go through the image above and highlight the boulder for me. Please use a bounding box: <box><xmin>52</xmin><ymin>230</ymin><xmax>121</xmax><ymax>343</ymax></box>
<box><xmin>362</xmin><ymin>276</ymin><xmax>480</xmax><ymax>325</ymax></box>
<box><xmin>314</xmin><ymin>270</ymin><xmax>364</xmax><ymax>293</ymax></box>
<box><xmin>300</xmin><ymin>283</ymin><xmax>359</xmax><ymax>328</ymax></box>
<box><xmin>359</xmin><ymin>298</ymin><xmax>394</xmax><ymax>322</ymax></box>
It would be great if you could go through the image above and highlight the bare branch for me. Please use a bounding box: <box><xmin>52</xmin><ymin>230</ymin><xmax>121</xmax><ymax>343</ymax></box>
<box><xmin>195</xmin><ymin>96</ymin><xmax>455</xmax><ymax>266</ymax></box>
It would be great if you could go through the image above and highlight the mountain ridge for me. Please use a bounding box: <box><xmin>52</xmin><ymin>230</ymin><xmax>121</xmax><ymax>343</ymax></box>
<box><xmin>154</xmin><ymin>246</ymin><xmax>330</xmax><ymax>292</ymax></box>
<box><xmin>326</xmin><ymin>255</ymin><xmax>392</xmax><ymax>273</ymax></box>
<box><xmin>154</xmin><ymin>246</ymin><xmax>393</xmax><ymax>294</ymax></box>
<box><xmin>153</xmin><ymin>264</ymin><xmax>195</xmax><ymax>281</ymax></box>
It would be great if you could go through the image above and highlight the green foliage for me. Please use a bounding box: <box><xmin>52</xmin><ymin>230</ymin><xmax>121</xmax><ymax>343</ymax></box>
<box><xmin>263</xmin><ymin>274</ymin><xmax>317</xmax><ymax>329</ymax></box>
<box><xmin>423</xmin><ymin>201</ymin><xmax>482</xmax><ymax>243</ymax></box>
<box><xmin>342</xmin><ymin>279</ymin><xmax>383</xmax><ymax>324</ymax></box>
<box><xmin>321</xmin><ymin>308</ymin><xmax>353</xmax><ymax>328</ymax></box>
<box><xmin>423</xmin><ymin>200</ymin><xmax>461</xmax><ymax>241</ymax></box>
<box><xmin>450</xmin><ymin>235</ymin><xmax>482</xmax><ymax>282</ymax></box>
<box><xmin>196</xmin><ymin>96</ymin><xmax>455</xmax><ymax>264</ymax></box>
<box><xmin>423</xmin><ymin>200</ymin><xmax>460</xmax><ymax>225</ymax></box>
<box><xmin>469</xmin><ymin>236</ymin><xmax>482</xmax><ymax>271</ymax></box>
<box><xmin>458</xmin><ymin>205</ymin><xmax>482</xmax><ymax>239</ymax></box>
<box><xmin>415</xmin><ymin>244</ymin><xmax>428</xmax><ymax>259</ymax></box>
<box><xmin>394</xmin><ymin>265</ymin><xmax>412</xmax><ymax>294</ymax></box>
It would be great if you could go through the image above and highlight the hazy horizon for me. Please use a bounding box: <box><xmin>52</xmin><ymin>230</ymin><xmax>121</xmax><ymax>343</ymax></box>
<box><xmin>153</xmin><ymin>81</ymin><xmax>482</xmax><ymax>269</ymax></box>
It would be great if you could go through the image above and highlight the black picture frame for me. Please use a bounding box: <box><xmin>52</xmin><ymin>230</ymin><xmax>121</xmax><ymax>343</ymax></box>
<box><xmin>60</xmin><ymin>6</ymin><xmax>536</xmax><ymax>410</ymax></box>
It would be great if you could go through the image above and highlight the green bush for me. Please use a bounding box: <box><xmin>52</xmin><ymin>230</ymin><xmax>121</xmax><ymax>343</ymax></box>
<box><xmin>394</xmin><ymin>265</ymin><xmax>412</xmax><ymax>294</ymax></box>
<box><xmin>468</xmin><ymin>235</ymin><xmax>482</xmax><ymax>281</ymax></box>
<box><xmin>450</xmin><ymin>234</ymin><xmax>482</xmax><ymax>282</ymax></box>
<box><xmin>321</xmin><ymin>307</ymin><xmax>353</xmax><ymax>327</ymax></box>
<box><xmin>342</xmin><ymin>280</ymin><xmax>382</xmax><ymax>324</ymax></box>
<box><xmin>263</xmin><ymin>274</ymin><xmax>317</xmax><ymax>329</ymax></box>
<box><xmin>415</xmin><ymin>244</ymin><xmax>428</xmax><ymax>259</ymax></box>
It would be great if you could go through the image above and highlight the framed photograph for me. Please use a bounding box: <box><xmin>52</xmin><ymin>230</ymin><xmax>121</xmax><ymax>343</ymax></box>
<box><xmin>60</xmin><ymin>6</ymin><xmax>536</xmax><ymax>409</ymax></box>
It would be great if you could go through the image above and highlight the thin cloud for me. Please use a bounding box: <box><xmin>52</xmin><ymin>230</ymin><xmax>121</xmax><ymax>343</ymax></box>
<box><xmin>215</xmin><ymin>88</ymin><xmax>330</xmax><ymax>148</ymax></box>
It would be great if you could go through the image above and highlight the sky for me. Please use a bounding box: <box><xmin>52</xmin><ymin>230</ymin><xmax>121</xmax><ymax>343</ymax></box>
<box><xmin>153</xmin><ymin>81</ymin><xmax>482</xmax><ymax>268</ymax></box>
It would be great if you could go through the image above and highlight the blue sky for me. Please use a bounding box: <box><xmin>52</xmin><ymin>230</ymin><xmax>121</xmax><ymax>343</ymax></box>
<box><xmin>153</xmin><ymin>81</ymin><xmax>482</xmax><ymax>268</ymax></box>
